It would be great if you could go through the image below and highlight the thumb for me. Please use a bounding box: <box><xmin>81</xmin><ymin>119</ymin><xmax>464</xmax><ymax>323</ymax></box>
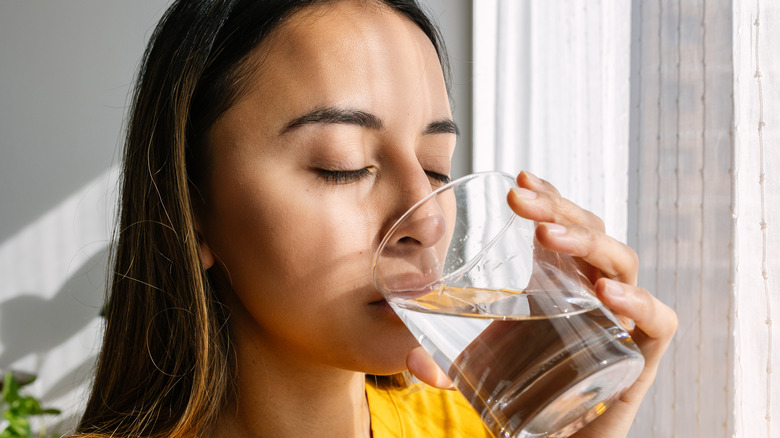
<box><xmin>406</xmin><ymin>346</ymin><xmax>454</xmax><ymax>389</ymax></box>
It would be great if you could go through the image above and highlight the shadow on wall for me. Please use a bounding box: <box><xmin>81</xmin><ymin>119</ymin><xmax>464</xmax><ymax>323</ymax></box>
<box><xmin>45</xmin><ymin>358</ymin><xmax>97</xmax><ymax>434</ymax></box>
<box><xmin>0</xmin><ymin>246</ymin><xmax>107</xmax><ymax>378</ymax></box>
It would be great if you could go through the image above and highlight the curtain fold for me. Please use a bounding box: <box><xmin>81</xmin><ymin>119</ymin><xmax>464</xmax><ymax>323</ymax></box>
<box><xmin>474</xmin><ymin>0</ymin><xmax>780</xmax><ymax>436</ymax></box>
<box><xmin>473</xmin><ymin>0</ymin><xmax>631</xmax><ymax>242</ymax></box>
<box><xmin>630</xmin><ymin>0</ymin><xmax>734</xmax><ymax>436</ymax></box>
<box><xmin>732</xmin><ymin>0</ymin><xmax>780</xmax><ymax>436</ymax></box>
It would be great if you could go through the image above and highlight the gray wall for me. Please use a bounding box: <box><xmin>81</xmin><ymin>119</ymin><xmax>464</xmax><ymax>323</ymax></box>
<box><xmin>420</xmin><ymin>0</ymin><xmax>473</xmax><ymax>177</ymax></box>
<box><xmin>0</xmin><ymin>2</ymin><xmax>172</xmax><ymax>431</ymax></box>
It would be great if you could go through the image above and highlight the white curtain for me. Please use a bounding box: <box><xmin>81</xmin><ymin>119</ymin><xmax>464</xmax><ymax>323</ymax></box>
<box><xmin>629</xmin><ymin>0</ymin><xmax>733</xmax><ymax>436</ymax></box>
<box><xmin>473</xmin><ymin>0</ymin><xmax>780</xmax><ymax>437</ymax></box>
<box><xmin>732</xmin><ymin>0</ymin><xmax>780</xmax><ymax>436</ymax></box>
<box><xmin>473</xmin><ymin>0</ymin><xmax>631</xmax><ymax>242</ymax></box>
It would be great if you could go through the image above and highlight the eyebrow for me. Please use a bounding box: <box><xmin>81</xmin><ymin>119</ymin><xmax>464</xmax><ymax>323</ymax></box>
<box><xmin>423</xmin><ymin>119</ymin><xmax>460</xmax><ymax>136</ymax></box>
<box><xmin>282</xmin><ymin>107</ymin><xmax>383</xmax><ymax>133</ymax></box>
<box><xmin>281</xmin><ymin>106</ymin><xmax>460</xmax><ymax>137</ymax></box>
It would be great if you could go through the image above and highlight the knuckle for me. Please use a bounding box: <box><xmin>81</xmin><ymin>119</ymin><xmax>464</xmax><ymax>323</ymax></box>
<box><xmin>583</xmin><ymin>227</ymin><xmax>601</xmax><ymax>251</ymax></box>
<box><xmin>532</xmin><ymin>175</ymin><xmax>556</xmax><ymax>193</ymax></box>
<box><xmin>554</xmin><ymin>195</ymin><xmax>605</xmax><ymax>233</ymax></box>
<box><xmin>627</xmin><ymin>246</ymin><xmax>639</xmax><ymax>268</ymax></box>
<box><xmin>667</xmin><ymin>306</ymin><xmax>680</xmax><ymax>332</ymax></box>
<box><xmin>639</xmin><ymin>287</ymin><xmax>678</xmax><ymax>337</ymax></box>
<box><xmin>548</xmin><ymin>191</ymin><xmax>566</xmax><ymax>215</ymax></box>
<box><xmin>617</xmin><ymin>245</ymin><xmax>640</xmax><ymax>283</ymax></box>
<box><xmin>569</xmin><ymin>224</ymin><xmax>598</xmax><ymax>256</ymax></box>
<box><xmin>634</xmin><ymin>286</ymin><xmax>655</xmax><ymax>313</ymax></box>
<box><xmin>543</xmin><ymin>180</ymin><xmax>561</xmax><ymax>197</ymax></box>
<box><xmin>587</xmin><ymin>211</ymin><xmax>606</xmax><ymax>232</ymax></box>
<box><xmin>572</xmin><ymin>223</ymin><xmax>597</xmax><ymax>242</ymax></box>
<box><xmin>555</xmin><ymin>198</ymin><xmax>580</xmax><ymax>224</ymax></box>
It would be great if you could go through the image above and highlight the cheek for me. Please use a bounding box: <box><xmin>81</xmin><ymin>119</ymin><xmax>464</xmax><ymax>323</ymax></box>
<box><xmin>273</xmin><ymin>190</ymin><xmax>374</xmax><ymax>278</ymax></box>
<box><xmin>209</xmin><ymin>182</ymin><xmax>376</xmax><ymax>310</ymax></box>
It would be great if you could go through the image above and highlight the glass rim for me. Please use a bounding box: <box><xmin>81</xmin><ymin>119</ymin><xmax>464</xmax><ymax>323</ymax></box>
<box><xmin>371</xmin><ymin>170</ymin><xmax>517</xmax><ymax>292</ymax></box>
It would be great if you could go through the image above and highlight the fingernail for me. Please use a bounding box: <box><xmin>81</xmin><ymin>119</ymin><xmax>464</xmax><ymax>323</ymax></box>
<box><xmin>544</xmin><ymin>222</ymin><xmax>567</xmax><ymax>235</ymax></box>
<box><xmin>523</xmin><ymin>171</ymin><xmax>542</xmax><ymax>185</ymax></box>
<box><xmin>604</xmin><ymin>280</ymin><xmax>625</xmax><ymax>297</ymax></box>
<box><xmin>438</xmin><ymin>374</ymin><xmax>455</xmax><ymax>390</ymax></box>
<box><xmin>512</xmin><ymin>187</ymin><xmax>537</xmax><ymax>200</ymax></box>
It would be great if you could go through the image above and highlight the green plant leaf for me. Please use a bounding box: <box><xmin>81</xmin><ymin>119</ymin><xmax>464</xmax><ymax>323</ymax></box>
<box><xmin>2</xmin><ymin>372</ymin><xmax>19</xmax><ymax>404</ymax></box>
<box><xmin>0</xmin><ymin>372</ymin><xmax>61</xmax><ymax>438</ymax></box>
<box><xmin>6</xmin><ymin>415</ymin><xmax>31</xmax><ymax>436</ymax></box>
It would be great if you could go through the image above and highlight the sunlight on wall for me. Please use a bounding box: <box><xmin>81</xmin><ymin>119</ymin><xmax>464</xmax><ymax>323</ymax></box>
<box><xmin>0</xmin><ymin>167</ymin><xmax>118</xmax><ymax>431</ymax></box>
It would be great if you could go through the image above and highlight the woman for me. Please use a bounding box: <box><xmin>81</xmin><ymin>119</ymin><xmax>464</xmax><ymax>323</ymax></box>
<box><xmin>75</xmin><ymin>0</ymin><xmax>677</xmax><ymax>437</ymax></box>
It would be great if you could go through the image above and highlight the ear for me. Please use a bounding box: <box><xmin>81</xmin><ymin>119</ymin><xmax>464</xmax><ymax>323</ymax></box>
<box><xmin>196</xmin><ymin>231</ymin><xmax>216</xmax><ymax>270</ymax></box>
<box><xmin>190</xmin><ymin>185</ymin><xmax>215</xmax><ymax>270</ymax></box>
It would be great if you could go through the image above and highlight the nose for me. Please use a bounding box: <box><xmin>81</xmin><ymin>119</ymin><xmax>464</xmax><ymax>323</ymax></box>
<box><xmin>390</xmin><ymin>196</ymin><xmax>448</xmax><ymax>249</ymax></box>
<box><xmin>375</xmin><ymin>186</ymin><xmax>450</xmax><ymax>294</ymax></box>
<box><xmin>383</xmin><ymin>168</ymin><xmax>449</xmax><ymax>251</ymax></box>
<box><xmin>374</xmin><ymin>168</ymin><xmax>455</xmax><ymax>294</ymax></box>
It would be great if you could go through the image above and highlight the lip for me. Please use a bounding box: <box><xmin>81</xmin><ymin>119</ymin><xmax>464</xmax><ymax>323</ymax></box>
<box><xmin>375</xmin><ymin>273</ymin><xmax>439</xmax><ymax>295</ymax></box>
<box><xmin>368</xmin><ymin>296</ymin><xmax>400</xmax><ymax>319</ymax></box>
<box><xmin>368</xmin><ymin>295</ymin><xmax>390</xmax><ymax>307</ymax></box>
<box><xmin>368</xmin><ymin>294</ymin><xmax>386</xmax><ymax>304</ymax></box>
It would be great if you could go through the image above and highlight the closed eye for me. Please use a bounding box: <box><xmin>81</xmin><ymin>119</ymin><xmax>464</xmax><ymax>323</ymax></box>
<box><xmin>317</xmin><ymin>167</ymin><xmax>372</xmax><ymax>184</ymax></box>
<box><xmin>426</xmin><ymin>170</ymin><xmax>451</xmax><ymax>186</ymax></box>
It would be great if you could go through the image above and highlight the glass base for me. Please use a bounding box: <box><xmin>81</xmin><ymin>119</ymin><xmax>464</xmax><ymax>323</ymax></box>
<box><xmin>511</xmin><ymin>356</ymin><xmax>644</xmax><ymax>438</ymax></box>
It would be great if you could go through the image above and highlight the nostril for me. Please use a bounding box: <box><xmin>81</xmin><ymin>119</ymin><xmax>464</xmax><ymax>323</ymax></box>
<box><xmin>394</xmin><ymin>208</ymin><xmax>447</xmax><ymax>249</ymax></box>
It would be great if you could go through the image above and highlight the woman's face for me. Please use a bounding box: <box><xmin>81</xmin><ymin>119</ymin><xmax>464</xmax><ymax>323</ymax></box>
<box><xmin>199</xmin><ymin>1</ymin><xmax>456</xmax><ymax>375</ymax></box>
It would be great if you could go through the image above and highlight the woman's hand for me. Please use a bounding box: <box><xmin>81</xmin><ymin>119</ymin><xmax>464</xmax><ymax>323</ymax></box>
<box><xmin>406</xmin><ymin>171</ymin><xmax>677</xmax><ymax>437</ymax></box>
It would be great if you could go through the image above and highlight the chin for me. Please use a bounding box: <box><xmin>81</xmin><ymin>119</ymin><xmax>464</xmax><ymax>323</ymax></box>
<box><xmin>341</xmin><ymin>332</ymin><xmax>418</xmax><ymax>376</ymax></box>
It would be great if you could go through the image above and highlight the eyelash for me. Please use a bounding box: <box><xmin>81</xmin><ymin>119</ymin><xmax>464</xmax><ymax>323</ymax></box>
<box><xmin>317</xmin><ymin>168</ymin><xmax>372</xmax><ymax>184</ymax></box>
<box><xmin>426</xmin><ymin>171</ymin><xmax>452</xmax><ymax>185</ymax></box>
<box><xmin>317</xmin><ymin>168</ymin><xmax>451</xmax><ymax>185</ymax></box>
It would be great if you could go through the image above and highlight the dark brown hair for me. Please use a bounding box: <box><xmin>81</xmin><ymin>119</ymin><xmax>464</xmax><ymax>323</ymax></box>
<box><xmin>75</xmin><ymin>1</ymin><xmax>449</xmax><ymax>437</ymax></box>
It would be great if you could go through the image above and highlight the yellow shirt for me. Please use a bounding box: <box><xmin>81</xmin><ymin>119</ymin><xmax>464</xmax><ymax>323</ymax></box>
<box><xmin>366</xmin><ymin>380</ymin><xmax>493</xmax><ymax>438</ymax></box>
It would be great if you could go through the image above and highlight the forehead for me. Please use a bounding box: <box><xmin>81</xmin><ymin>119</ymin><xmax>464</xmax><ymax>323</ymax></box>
<box><xmin>262</xmin><ymin>1</ymin><xmax>437</xmax><ymax>68</ymax></box>
<box><xmin>224</xmin><ymin>0</ymin><xmax>449</xmax><ymax>128</ymax></box>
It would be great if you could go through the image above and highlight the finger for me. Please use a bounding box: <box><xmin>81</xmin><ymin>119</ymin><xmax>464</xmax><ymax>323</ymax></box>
<box><xmin>509</xmin><ymin>171</ymin><xmax>605</xmax><ymax>232</ymax></box>
<box><xmin>595</xmin><ymin>279</ymin><xmax>678</xmax><ymax>369</ymax></box>
<box><xmin>508</xmin><ymin>171</ymin><xmax>639</xmax><ymax>285</ymax></box>
<box><xmin>516</xmin><ymin>170</ymin><xmax>560</xmax><ymax>197</ymax></box>
<box><xmin>406</xmin><ymin>346</ymin><xmax>454</xmax><ymax>390</ymax></box>
<box><xmin>535</xmin><ymin>222</ymin><xmax>639</xmax><ymax>285</ymax></box>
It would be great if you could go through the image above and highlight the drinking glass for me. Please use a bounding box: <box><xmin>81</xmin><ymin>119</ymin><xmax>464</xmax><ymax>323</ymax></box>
<box><xmin>372</xmin><ymin>171</ymin><xmax>644</xmax><ymax>438</ymax></box>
